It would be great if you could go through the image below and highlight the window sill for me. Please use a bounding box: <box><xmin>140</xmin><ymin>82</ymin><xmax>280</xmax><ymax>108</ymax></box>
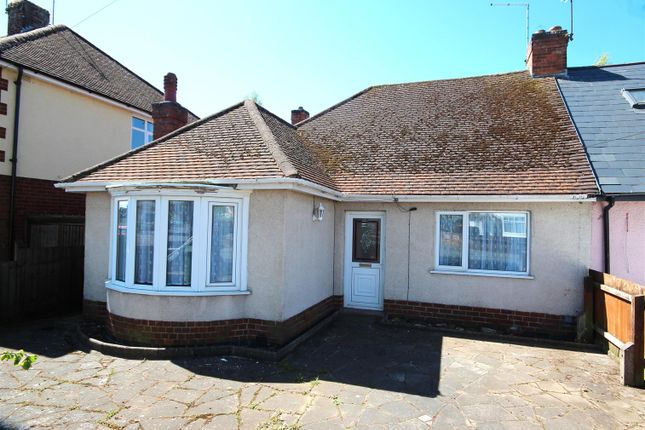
<box><xmin>429</xmin><ymin>270</ymin><xmax>534</xmax><ymax>280</ymax></box>
<box><xmin>105</xmin><ymin>281</ymin><xmax>252</xmax><ymax>297</ymax></box>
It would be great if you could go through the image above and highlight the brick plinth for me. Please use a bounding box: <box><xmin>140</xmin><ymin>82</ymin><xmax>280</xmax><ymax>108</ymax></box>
<box><xmin>83</xmin><ymin>299</ymin><xmax>108</xmax><ymax>322</ymax></box>
<box><xmin>107</xmin><ymin>295</ymin><xmax>343</xmax><ymax>347</ymax></box>
<box><xmin>384</xmin><ymin>300</ymin><xmax>576</xmax><ymax>340</ymax></box>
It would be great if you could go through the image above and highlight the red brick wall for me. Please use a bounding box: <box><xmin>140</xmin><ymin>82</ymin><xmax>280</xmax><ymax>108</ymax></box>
<box><xmin>526</xmin><ymin>28</ymin><xmax>569</xmax><ymax>77</ymax></box>
<box><xmin>385</xmin><ymin>299</ymin><xmax>576</xmax><ymax>340</ymax></box>
<box><xmin>96</xmin><ymin>295</ymin><xmax>343</xmax><ymax>347</ymax></box>
<box><xmin>0</xmin><ymin>174</ymin><xmax>85</xmax><ymax>259</ymax></box>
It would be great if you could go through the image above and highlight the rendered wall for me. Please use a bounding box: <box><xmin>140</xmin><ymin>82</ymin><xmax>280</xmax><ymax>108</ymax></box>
<box><xmin>334</xmin><ymin>201</ymin><xmax>593</xmax><ymax>316</ymax></box>
<box><xmin>0</xmin><ymin>71</ymin><xmax>151</xmax><ymax>180</ymax></box>
<box><xmin>83</xmin><ymin>192</ymin><xmax>111</xmax><ymax>302</ymax></box>
<box><xmin>591</xmin><ymin>201</ymin><xmax>645</xmax><ymax>285</ymax></box>
<box><xmin>282</xmin><ymin>191</ymin><xmax>335</xmax><ymax>319</ymax></box>
<box><xmin>88</xmin><ymin>190</ymin><xmax>287</xmax><ymax>322</ymax></box>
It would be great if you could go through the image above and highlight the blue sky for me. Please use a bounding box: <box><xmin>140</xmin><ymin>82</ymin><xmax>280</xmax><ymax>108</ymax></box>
<box><xmin>6</xmin><ymin>0</ymin><xmax>645</xmax><ymax>120</ymax></box>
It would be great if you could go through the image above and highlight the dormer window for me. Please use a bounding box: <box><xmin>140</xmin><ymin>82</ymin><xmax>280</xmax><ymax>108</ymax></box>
<box><xmin>621</xmin><ymin>88</ymin><xmax>645</xmax><ymax>109</ymax></box>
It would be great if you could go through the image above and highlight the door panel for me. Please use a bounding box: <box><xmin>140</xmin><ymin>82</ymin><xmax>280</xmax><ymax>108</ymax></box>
<box><xmin>344</xmin><ymin>214</ymin><xmax>384</xmax><ymax>310</ymax></box>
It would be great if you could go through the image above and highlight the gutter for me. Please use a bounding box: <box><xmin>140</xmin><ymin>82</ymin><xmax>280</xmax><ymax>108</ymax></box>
<box><xmin>56</xmin><ymin>178</ymin><xmax>597</xmax><ymax>203</ymax></box>
<box><xmin>8</xmin><ymin>66</ymin><xmax>23</xmax><ymax>260</ymax></box>
<box><xmin>0</xmin><ymin>60</ymin><xmax>153</xmax><ymax>119</ymax></box>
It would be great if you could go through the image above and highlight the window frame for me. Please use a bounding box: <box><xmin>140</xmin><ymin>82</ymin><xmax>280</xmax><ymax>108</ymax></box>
<box><xmin>621</xmin><ymin>88</ymin><xmax>645</xmax><ymax>109</ymax></box>
<box><xmin>434</xmin><ymin>210</ymin><xmax>531</xmax><ymax>277</ymax></box>
<box><xmin>107</xmin><ymin>189</ymin><xmax>249</xmax><ymax>296</ymax></box>
<box><xmin>130</xmin><ymin>117</ymin><xmax>154</xmax><ymax>149</ymax></box>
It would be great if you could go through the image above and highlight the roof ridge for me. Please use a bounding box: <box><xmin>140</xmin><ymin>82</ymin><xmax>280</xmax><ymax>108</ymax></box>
<box><xmin>0</xmin><ymin>24</ymin><xmax>67</xmax><ymax>50</ymax></box>
<box><xmin>244</xmin><ymin>99</ymin><xmax>298</xmax><ymax>178</ymax></box>
<box><xmin>298</xmin><ymin>70</ymin><xmax>530</xmax><ymax>127</ymax></box>
<box><xmin>296</xmin><ymin>86</ymin><xmax>374</xmax><ymax>127</ymax></box>
<box><xmin>62</xmin><ymin>101</ymin><xmax>245</xmax><ymax>183</ymax></box>
<box><xmin>567</xmin><ymin>61</ymin><xmax>645</xmax><ymax>71</ymax></box>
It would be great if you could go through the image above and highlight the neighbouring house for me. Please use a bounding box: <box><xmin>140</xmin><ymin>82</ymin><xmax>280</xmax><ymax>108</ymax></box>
<box><xmin>58</xmin><ymin>25</ymin><xmax>599</xmax><ymax>347</ymax></box>
<box><xmin>0</xmin><ymin>0</ymin><xmax>197</xmax><ymax>260</ymax></box>
<box><xmin>557</xmin><ymin>63</ymin><xmax>645</xmax><ymax>285</ymax></box>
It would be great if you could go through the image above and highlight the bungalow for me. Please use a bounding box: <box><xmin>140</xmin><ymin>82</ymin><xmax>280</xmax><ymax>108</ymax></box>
<box><xmin>58</xmin><ymin>26</ymin><xmax>599</xmax><ymax>347</ymax></box>
<box><xmin>557</xmin><ymin>62</ymin><xmax>645</xmax><ymax>285</ymax></box>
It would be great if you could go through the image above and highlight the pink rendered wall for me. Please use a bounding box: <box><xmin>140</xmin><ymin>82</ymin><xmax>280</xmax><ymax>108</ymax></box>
<box><xmin>592</xmin><ymin>201</ymin><xmax>645</xmax><ymax>285</ymax></box>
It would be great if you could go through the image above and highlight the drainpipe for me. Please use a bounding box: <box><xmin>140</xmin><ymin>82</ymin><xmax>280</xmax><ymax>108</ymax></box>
<box><xmin>8</xmin><ymin>66</ymin><xmax>23</xmax><ymax>261</ymax></box>
<box><xmin>602</xmin><ymin>196</ymin><xmax>615</xmax><ymax>274</ymax></box>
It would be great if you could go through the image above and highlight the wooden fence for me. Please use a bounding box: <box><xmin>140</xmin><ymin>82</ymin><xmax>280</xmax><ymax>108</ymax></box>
<box><xmin>0</xmin><ymin>245</ymin><xmax>84</xmax><ymax>323</ymax></box>
<box><xmin>582</xmin><ymin>270</ymin><xmax>644</xmax><ymax>387</ymax></box>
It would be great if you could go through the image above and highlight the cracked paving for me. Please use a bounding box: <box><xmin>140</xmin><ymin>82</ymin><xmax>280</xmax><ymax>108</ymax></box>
<box><xmin>1</xmin><ymin>315</ymin><xmax>644</xmax><ymax>429</ymax></box>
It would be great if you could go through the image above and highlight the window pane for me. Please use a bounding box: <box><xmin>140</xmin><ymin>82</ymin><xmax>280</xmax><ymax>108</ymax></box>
<box><xmin>468</xmin><ymin>213</ymin><xmax>527</xmax><ymax>272</ymax></box>
<box><xmin>131</xmin><ymin>129</ymin><xmax>145</xmax><ymax>149</ymax></box>
<box><xmin>131</xmin><ymin>117</ymin><xmax>145</xmax><ymax>129</ymax></box>
<box><xmin>209</xmin><ymin>205</ymin><xmax>235</xmax><ymax>283</ymax></box>
<box><xmin>146</xmin><ymin>121</ymin><xmax>154</xmax><ymax>133</ymax></box>
<box><xmin>438</xmin><ymin>214</ymin><xmax>463</xmax><ymax>267</ymax></box>
<box><xmin>115</xmin><ymin>200</ymin><xmax>128</xmax><ymax>281</ymax></box>
<box><xmin>166</xmin><ymin>201</ymin><xmax>193</xmax><ymax>286</ymax></box>
<box><xmin>135</xmin><ymin>200</ymin><xmax>155</xmax><ymax>285</ymax></box>
<box><xmin>352</xmin><ymin>219</ymin><xmax>380</xmax><ymax>263</ymax></box>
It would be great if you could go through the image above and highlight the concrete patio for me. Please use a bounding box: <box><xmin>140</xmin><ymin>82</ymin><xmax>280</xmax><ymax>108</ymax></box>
<box><xmin>0</xmin><ymin>314</ymin><xmax>643</xmax><ymax>429</ymax></box>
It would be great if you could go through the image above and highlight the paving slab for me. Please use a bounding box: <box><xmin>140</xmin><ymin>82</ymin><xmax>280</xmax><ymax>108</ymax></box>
<box><xmin>1</xmin><ymin>314</ymin><xmax>644</xmax><ymax>430</ymax></box>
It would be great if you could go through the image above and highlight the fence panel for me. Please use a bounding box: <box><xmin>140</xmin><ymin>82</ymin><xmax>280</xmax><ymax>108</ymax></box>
<box><xmin>0</xmin><ymin>245</ymin><xmax>83</xmax><ymax>323</ymax></box>
<box><xmin>583</xmin><ymin>269</ymin><xmax>645</xmax><ymax>387</ymax></box>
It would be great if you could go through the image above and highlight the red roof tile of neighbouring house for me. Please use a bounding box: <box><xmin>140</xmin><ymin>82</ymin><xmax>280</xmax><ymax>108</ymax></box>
<box><xmin>0</xmin><ymin>24</ymin><xmax>198</xmax><ymax>120</ymax></box>
<box><xmin>62</xmin><ymin>71</ymin><xmax>599</xmax><ymax>196</ymax></box>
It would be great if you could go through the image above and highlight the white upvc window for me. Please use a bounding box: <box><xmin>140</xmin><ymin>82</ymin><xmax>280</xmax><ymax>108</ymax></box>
<box><xmin>108</xmin><ymin>190</ymin><xmax>249</xmax><ymax>295</ymax></box>
<box><xmin>435</xmin><ymin>211</ymin><xmax>530</xmax><ymax>276</ymax></box>
<box><xmin>131</xmin><ymin>117</ymin><xmax>154</xmax><ymax>149</ymax></box>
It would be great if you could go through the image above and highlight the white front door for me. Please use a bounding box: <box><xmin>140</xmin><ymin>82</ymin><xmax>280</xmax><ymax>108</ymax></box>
<box><xmin>344</xmin><ymin>212</ymin><xmax>384</xmax><ymax>310</ymax></box>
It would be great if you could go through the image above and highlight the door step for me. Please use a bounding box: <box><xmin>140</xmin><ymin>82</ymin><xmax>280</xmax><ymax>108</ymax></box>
<box><xmin>341</xmin><ymin>307</ymin><xmax>384</xmax><ymax>317</ymax></box>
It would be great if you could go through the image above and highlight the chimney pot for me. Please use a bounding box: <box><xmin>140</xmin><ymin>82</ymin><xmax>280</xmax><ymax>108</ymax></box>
<box><xmin>6</xmin><ymin>0</ymin><xmax>50</xmax><ymax>36</ymax></box>
<box><xmin>526</xmin><ymin>25</ymin><xmax>569</xmax><ymax>78</ymax></box>
<box><xmin>290</xmin><ymin>106</ymin><xmax>309</xmax><ymax>125</ymax></box>
<box><xmin>152</xmin><ymin>73</ymin><xmax>188</xmax><ymax>140</ymax></box>
<box><xmin>163</xmin><ymin>72</ymin><xmax>177</xmax><ymax>102</ymax></box>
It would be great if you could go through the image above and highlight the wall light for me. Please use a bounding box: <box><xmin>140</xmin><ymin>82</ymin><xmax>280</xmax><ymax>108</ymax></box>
<box><xmin>312</xmin><ymin>202</ymin><xmax>325</xmax><ymax>222</ymax></box>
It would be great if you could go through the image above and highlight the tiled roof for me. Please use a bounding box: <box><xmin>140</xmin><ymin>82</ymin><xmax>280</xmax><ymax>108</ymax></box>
<box><xmin>64</xmin><ymin>71</ymin><xmax>598</xmax><ymax>196</ymax></box>
<box><xmin>297</xmin><ymin>71</ymin><xmax>598</xmax><ymax>195</ymax></box>
<box><xmin>557</xmin><ymin>63</ymin><xmax>645</xmax><ymax>195</ymax></box>
<box><xmin>64</xmin><ymin>100</ymin><xmax>333</xmax><ymax>187</ymax></box>
<box><xmin>0</xmin><ymin>25</ymin><xmax>197</xmax><ymax>120</ymax></box>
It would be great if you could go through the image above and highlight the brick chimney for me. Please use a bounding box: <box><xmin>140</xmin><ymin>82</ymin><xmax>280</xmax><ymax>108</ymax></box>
<box><xmin>152</xmin><ymin>73</ymin><xmax>188</xmax><ymax>140</ymax></box>
<box><xmin>526</xmin><ymin>26</ymin><xmax>570</xmax><ymax>78</ymax></box>
<box><xmin>291</xmin><ymin>106</ymin><xmax>309</xmax><ymax>125</ymax></box>
<box><xmin>6</xmin><ymin>0</ymin><xmax>50</xmax><ymax>36</ymax></box>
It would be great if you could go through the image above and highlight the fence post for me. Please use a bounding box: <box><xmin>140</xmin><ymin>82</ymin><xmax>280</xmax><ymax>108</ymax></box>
<box><xmin>630</xmin><ymin>295</ymin><xmax>644</xmax><ymax>387</ymax></box>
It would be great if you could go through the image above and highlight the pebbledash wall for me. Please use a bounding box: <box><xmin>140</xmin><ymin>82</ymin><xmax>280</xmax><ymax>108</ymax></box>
<box><xmin>0</xmin><ymin>66</ymin><xmax>154</xmax><ymax>258</ymax></box>
<box><xmin>83</xmin><ymin>190</ymin><xmax>338</xmax><ymax>347</ymax></box>
<box><xmin>591</xmin><ymin>201</ymin><xmax>645</xmax><ymax>286</ymax></box>
<box><xmin>84</xmin><ymin>188</ymin><xmax>593</xmax><ymax>345</ymax></box>
<box><xmin>333</xmin><ymin>201</ymin><xmax>593</xmax><ymax>339</ymax></box>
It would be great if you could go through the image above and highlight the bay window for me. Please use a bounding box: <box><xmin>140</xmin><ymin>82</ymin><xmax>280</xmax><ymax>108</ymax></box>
<box><xmin>108</xmin><ymin>191</ymin><xmax>248</xmax><ymax>295</ymax></box>
<box><xmin>435</xmin><ymin>211</ymin><xmax>529</xmax><ymax>276</ymax></box>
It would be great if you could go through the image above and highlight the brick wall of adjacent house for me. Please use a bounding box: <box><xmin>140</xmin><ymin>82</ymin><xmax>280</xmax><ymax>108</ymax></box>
<box><xmin>91</xmin><ymin>295</ymin><xmax>343</xmax><ymax>347</ymax></box>
<box><xmin>384</xmin><ymin>299</ymin><xmax>576</xmax><ymax>340</ymax></box>
<box><xmin>0</xmin><ymin>174</ymin><xmax>85</xmax><ymax>259</ymax></box>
